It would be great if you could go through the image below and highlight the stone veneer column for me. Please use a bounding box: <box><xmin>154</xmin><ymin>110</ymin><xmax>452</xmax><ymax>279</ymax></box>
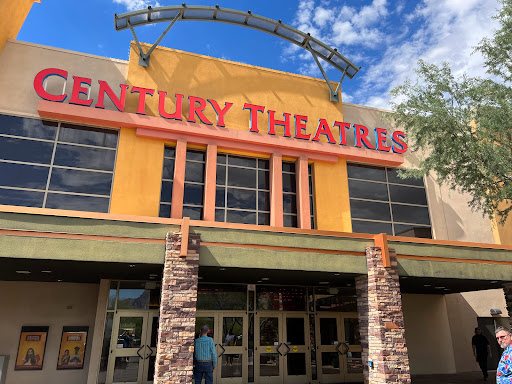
<box><xmin>503</xmin><ymin>282</ymin><xmax>512</xmax><ymax>327</ymax></box>
<box><xmin>355</xmin><ymin>246</ymin><xmax>411</xmax><ymax>384</ymax></box>
<box><xmin>154</xmin><ymin>232</ymin><xmax>200</xmax><ymax>384</ymax></box>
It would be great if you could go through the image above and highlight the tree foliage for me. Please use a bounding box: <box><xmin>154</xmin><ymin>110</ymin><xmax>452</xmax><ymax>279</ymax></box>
<box><xmin>390</xmin><ymin>0</ymin><xmax>512</xmax><ymax>223</ymax></box>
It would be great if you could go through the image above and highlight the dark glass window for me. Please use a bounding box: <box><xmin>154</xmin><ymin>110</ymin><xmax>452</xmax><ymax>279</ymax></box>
<box><xmin>158</xmin><ymin>147</ymin><xmax>175</xmax><ymax>218</ymax></box>
<box><xmin>197</xmin><ymin>284</ymin><xmax>247</xmax><ymax>311</ymax></box>
<box><xmin>0</xmin><ymin>115</ymin><xmax>117</xmax><ymax>213</ymax></box>
<box><xmin>256</xmin><ymin>286</ymin><xmax>306</xmax><ymax>311</ymax></box>
<box><xmin>283</xmin><ymin>162</ymin><xmax>297</xmax><ymax>228</ymax></box>
<box><xmin>183</xmin><ymin>149</ymin><xmax>205</xmax><ymax>220</ymax></box>
<box><xmin>347</xmin><ymin>164</ymin><xmax>431</xmax><ymax>238</ymax></box>
<box><xmin>309</xmin><ymin>164</ymin><xmax>315</xmax><ymax>229</ymax></box>
<box><xmin>216</xmin><ymin>154</ymin><xmax>269</xmax><ymax>225</ymax></box>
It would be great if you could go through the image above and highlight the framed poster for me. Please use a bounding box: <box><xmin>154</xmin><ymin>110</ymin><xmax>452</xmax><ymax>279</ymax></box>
<box><xmin>57</xmin><ymin>326</ymin><xmax>89</xmax><ymax>370</ymax></box>
<box><xmin>15</xmin><ymin>326</ymin><xmax>49</xmax><ymax>370</ymax></box>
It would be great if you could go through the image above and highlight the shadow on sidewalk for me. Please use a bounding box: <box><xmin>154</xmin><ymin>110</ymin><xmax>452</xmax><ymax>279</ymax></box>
<box><xmin>412</xmin><ymin>370</ymin><xmax>496</xmax><ymax>383</ymax></box>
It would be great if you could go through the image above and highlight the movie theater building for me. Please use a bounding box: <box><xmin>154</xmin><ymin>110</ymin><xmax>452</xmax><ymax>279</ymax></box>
<box><xmin>1</xmin><ymin>3</ymin><xmax>512</xmax><ymax>384</ymax></box>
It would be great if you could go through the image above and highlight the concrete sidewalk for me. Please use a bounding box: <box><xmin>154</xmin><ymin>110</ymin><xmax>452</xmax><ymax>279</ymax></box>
<box><xmin>412</xmin><ymin>370</ymin><xmax>496</xmax><ymax>383</ymax></box>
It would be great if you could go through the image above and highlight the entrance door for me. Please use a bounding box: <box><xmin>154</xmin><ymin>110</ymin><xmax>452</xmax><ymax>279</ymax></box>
<box><xmin>195</xmin><ymin>311</ymin><xmax>248</xmax><ymax>384</ymax></box>
<box><xmin>254</xmin><ymin>312</ymin><xmax>310</xmax><ymax>384</ymax></box>
<box><xmin>316</xmin><ymin>313</ymin><xmax>363</xmax><ymax>383</ymax></box>
<box><xmin>106</xmin><ymin>310</ymin><xmax>159</xmax><ymax>384</ymax></box>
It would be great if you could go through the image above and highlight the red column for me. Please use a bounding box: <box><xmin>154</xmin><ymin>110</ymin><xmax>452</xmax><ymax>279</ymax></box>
<box><xmin>203</xmin><ymin>144</ymin><xmax>217</xmax><ymax>221</ymax></box>
<box><xmin>295</xmin><ymin>155</ymin><xmax>311</xmax><ymax>229</ymax></box>
<box><xmin>270</xmin><ymin>153</ymin><xmax>283</xmax><ymax>227</ymax></box>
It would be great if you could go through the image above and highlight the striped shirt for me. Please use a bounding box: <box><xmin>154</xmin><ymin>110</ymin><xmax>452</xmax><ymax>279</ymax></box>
<box><xmin>194</xmin><ymin>335</ymin><xmax>217</xmax><ymax>367</ymax></box>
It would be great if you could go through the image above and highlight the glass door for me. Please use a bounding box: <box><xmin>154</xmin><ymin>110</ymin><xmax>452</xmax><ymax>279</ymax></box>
<box><xmin>283</xmin><ymin>313</ymin><xmax>310</xmax><ymax>384</ymax></box>
<box><xmin>142</xmin><ymin>311</ymin><xmax>159</xmax><ymax>384</ymax></box>
<box><xmin>341</xmin><ymin>314</ymin><xmax>363</xmax><ymax>382</ymax></box>
<box><xmin>316</xmin><ymin>313</ymin><xmax>362</xmax><ymax>383</ymax></box>
<box><xmin>316</xmin><ymin>314</ymin><xmax>343</xmax><ymax>384</ymax></box>
<box><xmin>107</xmin><ymin>311</ymin><xmax>151</xmax><ymax>384</ymax></box>
<box><xmin>195</xmin><ymin>311</ymin><xmax>248</xmax><ymax>384</ymax></box>
<box><xmin>254</xmin><ymin>312</ymin><xmax>283</xmax><ymax>384</ymax></box>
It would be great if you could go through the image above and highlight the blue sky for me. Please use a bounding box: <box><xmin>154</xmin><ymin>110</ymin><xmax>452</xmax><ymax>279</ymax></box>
<box><xmin>18</xmin><ymin>0</ymin><xmax>500</xmax><ymax>109</ymax></box>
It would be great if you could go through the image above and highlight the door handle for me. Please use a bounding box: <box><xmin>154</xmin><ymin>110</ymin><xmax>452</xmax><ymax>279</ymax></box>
<box><xmin>283</xmin><ymin>343</ymin><xmax>290</xmax><ymax>356</ymax></box>
<box><xmin>145</xmin><ymin>345</ymin><xmax>154</xmax><ymax>359</ymax></box>
<box><xmin>137</xmin><ymin>346</ymin><xmax>145</xmax><ymax>359</ymax></box>
<box><xmin>218</xmin><ymin>344</ymin><xmax>225</xmax><ymax>358</ymax></box>
<box><xmin>335</xmin><ymin>342</ymin><xmax>342</xmax><ymax>355</ymax></box>
<box><xmin>277</xmin><ymin>343</ymin><xmax>284</xmax><ymax>356</ymax></box>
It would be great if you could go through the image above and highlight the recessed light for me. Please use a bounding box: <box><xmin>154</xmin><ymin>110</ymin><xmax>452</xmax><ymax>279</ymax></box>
<box><xmin>149</xmin><ymin>276</ymin><xmax>155</xmax><ymax>279</ymax></box>
<box><xmin>346</xmin><ymin>283</ymin><xmax>352</xmax><ymax>287</ymax></box>
<box><xmin>334</xmin><ymin>273</ymin><xmax>340</xmax><ymax>276</ymax></box>
<box><xmin>16</xmin><ymin>270</ymin><xmax>31</xmax><ymax>274</ymax></box>
<box><xmin>219</xmin><ymin>268</ymin><xmax>226</xmax><ymax>271</ymax></box>
<box><xmin>491</xmin><ymin>280</ymin><xmax>498</xmax><ymax>283</ymax></box>
<box><xmin>149</xmin><ymin>274</ymin><xmax>158</xmax><ymax>277</ymax></box>
<box><xmin>319</xmin><ymin>281</ymin><xmax>330</xmax><ymax>284</ymax></box>
<box><xmin>401</xmin><ymin>276</ymin><xmax>408</xmax><ymax>279</ymax></box>
<box><xmin>129</xmin><ymin>264</ymin><xmax>136</xmax><ymax>268</ymax></box>
<box><xmin>444</xmin><ymin>288</ymin><xmax>450</xmax><ymax>291</ymax></box>
<box><xmin>434</xmin><ymin>287</ymin><xmax>445</xmax><ymax>289</ymax></box>
<box><xmin>261</xmin><ymin>277</ymin><xmax>270</xmax><ymax>281</ymax></box>
<box><xmin>57</xmin><ymin>279</ymin><xmax>63</xmax><ymax>282</ymax></box>
<box><xmin>424</xmin><ymin>284</ymin><xmax>431</xmax><ymax>287</ymax></box>
<box><xmin>41</xmin><ymin>270</ymin><xmax>52</xmax><ymax>273</ymax></box>
<box><xmin>257</xmin><ymin>280</ymin><xmax>262</xmax><ymax>283</ymax></box>
<box><xmin>198</xmin><ymin>276</ymin><xmax>203</xmax><ymax>280</ymax></box>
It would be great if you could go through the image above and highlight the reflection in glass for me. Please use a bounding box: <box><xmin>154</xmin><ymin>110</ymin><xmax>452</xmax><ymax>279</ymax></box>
<box><xmin>350</xmin><ymin>199</ymin><xmax>391</xmax><ymax>221</ymax></box>
<box><xmin>150</xmin><ymin>316</ymin><xmax>159</xmax><ymax>347</ymax></box>
<box><xmin>320</xmin><ymin>318</ymin><xmax>337</xmax><ymax>345</ymax></box>
<box><xmin>117</xmin><ymin>283</ymin><xmax>150</xmax><ymax>310</ymax></box>
<box><xmin>0</xmin><ymin>137</ymin><xmax>54</xmax><ymax>164</ymax></box>
<box><xmin>227</xmin><ymin>167</ymin><xmax>256</xmax><ymax>189</ymax></box>
<box><xmin>195</xmin><ymin>317</ymin><xmax>215</xmax><ymax>339</ymax></box>
<box><xmin>229</xmin><ymin>155</ymin><xmax>256</xmax><ymax>168</ymax></box>
<box><xmin>259</xmin><ymin>317</ymin><xmax>279</xmax><ymax>346</ymax></box>
<box><xmin>389</xmin><ymin>184</ymin><xmax>428</xmax><ymax>205</ymax></box>
<box><xmin>257</xmin><ymin>286</ymin><xmax>306</xmax><ymax>311</ymax></box>
<box><xmin>321</xmin><ymin>352</ymin><xmax>340</xmax><ymax>374</ymax></box>
<box><xmin>0</xmin><ymin>162</ymin><xmax>49</xmax><ymax>189</ymax></box>
<box><xmin>344</xmin><ymin>318</ymin><xmax>361</xmax><ymax>345</ymax></box>
<box><xmin>227</xmin><ymin>188</ymin><xmax>257</xmax><ymax>210</ymax></box>
<box><xmin>394</xmin><ymin>224</ymin><xmax>432</xmax><ymax>238</ymax></box>
<box><xmin>59</xmin><ymin>124</ymin><xmax>118</xmax><ymax>148</ymax></box>
<box><xmin>347</xmin><ymin>164</ymin><xmax>386</xmax><ymax>182</ymax></box>
<box><xmin>260</xmin><ymin>353</ymin><xmax>279</xmax><ymax>376</ymax></box>
<box><xmin>183</xmin><ymin>183</ymin><xmax>203</xmax><ymax>205</ymax></box>
<box><xmin>387</xmin><ymin>168</ymin><xmax>424</xmax><ymax>186</ymax></box>
<box><xmin>351</xmin><ymin>220</ymin><xmax>393</xmax><ymax>235</ymax></box>
<box><xmin>117</xmin><ymin>317</ymin><xmax>143</xmax><ymax>349</ymax></box>
<box><xmin>348</xmin><ymin>179</ymin><xmax>388</xmax><ymax>201</ymax></box>
<box><xmin>315</xmin><ymin>288</ymin><xmax>358</xmax><ymax>312</ymax></box>
<box><xmin>184</xmin><ymin>161</ymin><xmax>205</xmax><ymax>183</ymax></box>
<box><xmin>0</xmin><ymin>188</ymin><xmax>44</xmax><ymax>208</ymax></box>
<box><xmin>53</xmin><ymin>144</ymin><xmax>116</xmax><ymax>171</ymax></box>
<box><xmin>107</xmin><ymin>282</ymin><xmax>117</xmax><ymax>310</ymax></box>
<box><xmin>197</xmin><ymin>284</ymin><xmax>247</xmax><ymax>310</ymax></box>
<box><xmin>0</xmin><ymin>114</ymin><xmax>57</xmax><ymax>139</ymax></box>
<box><xmin>97</xmin><ymin>312</ymin><xmax>114</xmax><ymax>384</ymax></box>
<box><xmin>147</xmin><ymin>355</ymin><xmax>156</xmax><ymax>381</ymax></box>
<box><xmin>287</xmin><ymin>353</ymin><xmax>306</xmax><ymax>376</ymax></box>
<box><xmin>113</xmin><ymin>356</ymin><xmax>139</xmax><ymax>382</ymax></box>
<box><xmin>392</xmin><ymin>204</ymin><xmax>430</xmax><ymax>225</ymax></box>
<box><xmin>45</xmin><ymin>193</ymin><xmax>109</xmax><ymax>213</ymax></box>
<box><xmin>49</xmin><ymin>168</ymin><xmax>113</xmax><ymax>195</ymax></box>
<box><xmin>223</xmin><ymin>317</ymin><xmax>243</xmax><ymax>346</ymax></box>
<box><xmin>221</xmin><ymin>354</ymin><xmax>243</xmax><ymax>378</ymax></box>
<box><xmin>286</xmin><ymin>318</ymin><xmax>305</xmax><ymax>345</ymax></box>
<box><xmin>347</xmin><ymin>352</ymin><xmax>363</xmax><ymax>373</ymax></box>
<box><xmin>182</xmin><ymin>206</ymin><xmax>202</xmax><ymax>220</ymax></box>
<box><xmin>226</xmin><ymin>210</ymin><xmax>256</xmax><ymax>225</ymax></box>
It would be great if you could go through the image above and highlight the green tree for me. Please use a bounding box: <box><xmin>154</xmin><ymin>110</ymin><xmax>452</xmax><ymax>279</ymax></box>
<box><xmin>390</xmin><ymin>0</ymin><xmax>512</xmax><ymax>223</ymax></box>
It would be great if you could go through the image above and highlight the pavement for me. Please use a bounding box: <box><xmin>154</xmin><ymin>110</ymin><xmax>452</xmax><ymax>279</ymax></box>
<box><xmin>412</xmin><ymin>370</ymin><xmax>496</xmax><ymax>383</ymax></box>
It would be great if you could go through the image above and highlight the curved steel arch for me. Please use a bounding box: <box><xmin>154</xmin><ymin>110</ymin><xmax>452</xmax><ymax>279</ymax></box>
<box><xmin>114</xmin><ymin>4</ymin><xmax>361</xmax><ymax>102</ymax></box>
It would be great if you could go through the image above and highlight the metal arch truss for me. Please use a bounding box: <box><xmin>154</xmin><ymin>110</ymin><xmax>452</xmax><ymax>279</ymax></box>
<box><xmin>114</xmin><ymin>4</ymin><xmax>361</xmax><ymax>102</ymax></box>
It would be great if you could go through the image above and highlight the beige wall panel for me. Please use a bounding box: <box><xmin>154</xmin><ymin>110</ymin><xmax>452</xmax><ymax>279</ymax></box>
<box><xmin>402</xmin><ymin>294</ymin><xmax>456</xmax><ymax>375</ymax></box>
<box><xmin>0</xmin><ymin>282</ymin><xmax>99</xmax><ymax>384</ymax></box>
<box><xmin>445</xmin><ymin>289</ymin><xmax>507</xmax><ymax>373</ymax></box>
<box><xmin>0</xmin><ymin>40</ymin><xmax>128</xmax><ymax>118</ymax></box>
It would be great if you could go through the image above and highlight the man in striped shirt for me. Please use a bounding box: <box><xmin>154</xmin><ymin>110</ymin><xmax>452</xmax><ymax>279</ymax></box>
<box><xmin>194</xmin><ymin>324</ymin><xmax>217</xmax><ymax>384</ymax></box>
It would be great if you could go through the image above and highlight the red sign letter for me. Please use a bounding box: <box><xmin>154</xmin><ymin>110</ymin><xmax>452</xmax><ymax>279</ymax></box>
<box><xmin>333</xmin><ymin>121</ymin><xmax>351</xmax><ymax>145</ymax></box>
<box><xmin>243</xmin><ymin>103</ymin><xmax>265</xmax><ymax>133</ymax></box>
<box><xmin>33</xmin><ymin>68</ymin><xmax>68</xmax><ymax>102</ymax></box>
<box><xmin>268</xmin><ymin>111</ymin><xmax>291</xmax><ymax>137</ymax></box>
<box><xmin>392</xmin><ymin>131</ymin><xmax>407</xmax><ymax>154</ymax></box>
<box><xmin>294</xmin><ymin>115</ymin><xmax>310</xmax><ymax>140</ymax></box>
<box><xmin>374</xmin><ymin>127</ymin><xmax>391</xmax><ymax>152</ymax></box>
<box><xmin>208</xmin><ymin>99</ymin><xmax>233</xmax><ymax>127</ymax></box>
<box><xmin>69</xmin><ymin>76</ymin><xmax>93</xmax><ymax>107</ymax></box>
<box><xmin>188</xmin><ymin>96</ymin><xmax>213</xmax><ymax>125</ymax></box>
<box><xmin>95</xmin><ymin>81</ymin><xmax>129</xmax><ymax>111</ymax></box>
<box><xmin>131</xmin><ymin>86</ymin><xmax>155</xmax><ymax>115</ymax></box>
<box><xmin>312</xmin><ymin>119</ymin><xmax>336</xmax><ymax>144</ymax></box>
<box><xmin>354</xmin><ymin>124</ymin><xmax>375</xmax><ymax>149</ymax></box>
<box><xmin>158</xmin><ymin>92</ymin><xmax>183</xmax><ymax>120</ymax></box>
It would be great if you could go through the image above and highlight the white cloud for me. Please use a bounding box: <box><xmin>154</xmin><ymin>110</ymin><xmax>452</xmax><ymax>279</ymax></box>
<box><xmin>112</xmin><ymin>0</ymin><xmax>161</xmax><ymax>12</ymax></box>
<box><xmin>288</xmin><ymin>0</ymin><xmax>500</xmax><ymax>109</ymax></box>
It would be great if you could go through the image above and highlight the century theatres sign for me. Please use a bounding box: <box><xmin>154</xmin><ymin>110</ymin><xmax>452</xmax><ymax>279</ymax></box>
<box><xmin>34</xmin><ymin>68</ymin><xmax>407</xmax><ymax>154</ymax></box>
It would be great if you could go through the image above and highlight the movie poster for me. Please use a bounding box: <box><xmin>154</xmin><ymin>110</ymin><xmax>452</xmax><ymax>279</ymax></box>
<box><xmin>15</xmin><ymin>326</ymin><xmax>49</xmax><ymax>370</ymax></box>
<box><xmin>57</xmin><ymin>326</ymin><xmax>89</xmax><ymax>370</ymax></box>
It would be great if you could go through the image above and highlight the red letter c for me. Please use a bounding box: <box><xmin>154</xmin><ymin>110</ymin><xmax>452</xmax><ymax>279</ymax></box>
<box><xmin>33</xmin><ymin>68</ymin><xmax>68</xmax><ymax>102</ymax></box>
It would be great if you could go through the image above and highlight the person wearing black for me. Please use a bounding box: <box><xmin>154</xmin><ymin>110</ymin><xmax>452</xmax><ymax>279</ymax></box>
<box><xmin>472</xmin><ymin>327</ymin><xmax>491</xmax><ymax>381</ymax></box>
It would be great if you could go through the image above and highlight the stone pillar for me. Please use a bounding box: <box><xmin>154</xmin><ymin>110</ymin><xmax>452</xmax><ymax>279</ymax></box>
<box><xmin>154</xmin><ymin>232</ymin><xmax>200</xmax><ymax>384</ymax></box>
<box><xmin>503</xmin><ymin>282</ymin><xmax>512</xmax><ymax>328</ymax></box>
<box><xmin>355</xmin><ymin>246</ymin><xmax>411</xmax><ymax>384</ymax></box>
